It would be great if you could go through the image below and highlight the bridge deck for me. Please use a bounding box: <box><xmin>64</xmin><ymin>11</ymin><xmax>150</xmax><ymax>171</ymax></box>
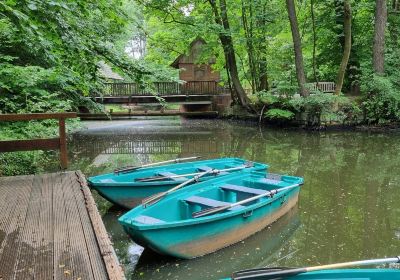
<box><xmin>0</xmin><ymin>171</ymin><xmax>124</xmax><ymax>280</ymax></box>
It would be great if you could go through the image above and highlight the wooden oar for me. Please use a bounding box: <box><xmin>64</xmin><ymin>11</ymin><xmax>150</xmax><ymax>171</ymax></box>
<box><xmin>135</xmin><ymin>162</ymin><xmax>254</xmax><ymax>182</ymax></box>
<box><xmin>192</xmin><ymin>183</ymin><xmax>301</xmax><ymax>218</ymax></box>
<box><xmin>142</xmin><ymin>168</ymin><xmax>215</xmax><ymax>208</ymax></box>
<box><xmin>231</xmin><ymin>256</ymin><xmax>400</xmax><ymax>280</ymax></box>
<box><xmin>114</xmin><ymin>156</ymin><xmax>200</xmax><ymax>174</ymax></box>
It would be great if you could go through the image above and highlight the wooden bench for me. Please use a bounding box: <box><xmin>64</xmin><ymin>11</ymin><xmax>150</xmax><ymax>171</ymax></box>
<box><xmin>185</xmin><ymin>196</ymin><xmax>244</xmax><ymax>211</ymax></box>
<box><xmin>134</xmin><ymin>215</ymin><xmax>165</xmax><ymax>225</ymax></box>
<box><xmin>220</xmin><ymin>184</ymin><xmax>266</xmax><ymax>195</ymax></box>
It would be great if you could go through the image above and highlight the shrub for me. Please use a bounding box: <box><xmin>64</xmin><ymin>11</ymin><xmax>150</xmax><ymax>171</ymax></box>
<box><xmin>361</xmin><ymin>75</ymin><xmax>400</xmax><ymax>123</ymax></box>
<box><xmin>264</xmin><ymin>109</ymin><xmax>295</xmax><ymax>121</ymax></box>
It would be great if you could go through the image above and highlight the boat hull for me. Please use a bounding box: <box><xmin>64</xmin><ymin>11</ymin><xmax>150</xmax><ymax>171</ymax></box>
<box><xmin>225</xmin><ymin>269</ymin><xmax>400</xmax><ymax>280</ymax></box>
<box><xmin>290</xmin><ymin>269</ymin><xmax>400</xmax><ymax>279</ymax></box>
<box><xmin>122</xmin><ymin>184</ymin><xmax>300</xmax><ymax>259</ymax></box>
<box><xmin>89</xmin><ymin>158</ymin><xmax>267</xmax><ymax>209</ymax></box>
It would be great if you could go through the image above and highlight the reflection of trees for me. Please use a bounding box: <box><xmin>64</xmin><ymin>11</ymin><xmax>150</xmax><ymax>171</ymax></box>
<box><xmin>69</xmin><ymin>120</ymin><xmax>400</xmax><ymax>271</ymax></box>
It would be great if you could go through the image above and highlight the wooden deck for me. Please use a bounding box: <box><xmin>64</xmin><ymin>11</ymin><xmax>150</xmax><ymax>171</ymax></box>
<box><xmin>0</xmin><ymin>171</ymin><xmax>124</xmax><ymax>280</ymax></box>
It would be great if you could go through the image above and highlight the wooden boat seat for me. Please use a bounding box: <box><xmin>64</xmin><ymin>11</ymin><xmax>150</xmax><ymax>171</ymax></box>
<box><xmin>184</xmin><ymin>196</ymin><xmax>245</xmax><ymax>210</ymax></box>
<box><xmin>134</xmin><ymin>215</ymin><xmax>165</xmax><ymax>225</ymax></box>
<box><xmin>158</xmin><ymin>172</ymin><xmax>188</xmax><ymax>181</ymax></box>
<box><xmin>221</xmin><ymin>184</ymin><xmax>266</xmax><ymax>195</ymax></box>
<box><xmin>197</xmin><ymin>166</ymin><xmax>228</xmax><ymax>175</ymax></box>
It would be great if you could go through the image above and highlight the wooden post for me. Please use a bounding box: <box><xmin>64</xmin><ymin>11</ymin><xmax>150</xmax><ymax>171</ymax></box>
<box><xmin>59</xmin><ymin>118</ymin><xmax>67</xmax><ymax>169</ymax></box>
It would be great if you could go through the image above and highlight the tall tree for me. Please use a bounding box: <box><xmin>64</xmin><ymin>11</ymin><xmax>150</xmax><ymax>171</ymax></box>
<box><xmin>310</xmin><ymin>0</ymin><xmax>318</xmax><ymax>84</ymax></box>
<box><xmin>335</xmin><ymin>0</ymin><xmax>352</xmax><ymax>95</ymax></box>
<box><xmin>373</xmin><ymin>0</ymin><xmax>388</xmax><ymax>74</ymax></box>
<box><xmin>208</xmin><ymin>0</ymin><xmax>252</xmax><ymax>109</ymax></box>
<box><xmin>286</xmin><ymin>0</ymin><xmax>308</xmax><ymax>97</ymax></box>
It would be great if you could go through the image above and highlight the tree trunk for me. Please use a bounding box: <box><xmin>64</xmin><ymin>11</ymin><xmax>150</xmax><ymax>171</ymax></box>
<box><xmin>335</xmin><ymin>0</ymin><xmax>352</xmax><ymax>95</ymax></box>
<box><xmin>286</xmin><ymin>0</ymin><xmax>308</xmax><ymax>97</ymax></box>
<box><xmin>208</xmin><ymin>0</ymin><xmax>252</xmax><ymax>109</ymax></box>
<box><xmin>373</xmin><ymin>0</ymin><xmax>387</xmax><ymax>74</ymax></box>
<box><xmin>241</xmin><ymin>0</ymin><xmax>257</xmax><ymax>93</ymax></box>
<box><xmin>257</xmin><ymin>2</ymin><xmax>269</xmax><ymax>92</ymax></box>
<box><xmin>311</xmin><ymin>0</ymin><xmax>318</xmax><ymax>84</ymax></box>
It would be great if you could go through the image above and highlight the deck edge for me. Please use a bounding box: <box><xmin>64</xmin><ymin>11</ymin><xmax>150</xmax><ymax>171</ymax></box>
<box><xmin>75</xmin><ymin>170</ymin><xmax>126</xmax><ymax>280</ymax></box>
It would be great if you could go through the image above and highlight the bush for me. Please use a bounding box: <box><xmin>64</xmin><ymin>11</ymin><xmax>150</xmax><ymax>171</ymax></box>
<box><xmin>361</xmin><ymin>75</ymin><xmax>400</xmax><ymax>123</ymax></box>
<box><xmin>264</xmin><ymin>109</ymin><xmax>295</xmax><ymax>121</ymax></box>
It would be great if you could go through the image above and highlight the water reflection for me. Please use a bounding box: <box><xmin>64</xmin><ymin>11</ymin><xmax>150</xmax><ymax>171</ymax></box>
<box><xmin>69</xmin><ymin>118</ymin><xmax>400</xmax><ymax>279</ymax></box>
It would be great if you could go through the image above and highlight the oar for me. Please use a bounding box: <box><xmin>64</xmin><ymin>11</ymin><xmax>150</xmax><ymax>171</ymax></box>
<box><xmin>135</xmin><ymin>162</ymin><xmax>254</xmax><ymax>182</ymax></box>
<box><xmin>192</xmin><ymin>183</ymin><xmax>301</xmax><ymax>218</ymax></box>
<box><xmin>141</xmin><ymin>168</ymin><xmax>215</xmax><ymax>208</ymax></box>
<box><xmin>113</xmin><ymin>156</ymin><xmax>201</xmax><ymax>174</ymax></box>
<box><xmin>231</xmin><ymin>256</ymin><xmax>400</xmax><ymax>280</ymax></box>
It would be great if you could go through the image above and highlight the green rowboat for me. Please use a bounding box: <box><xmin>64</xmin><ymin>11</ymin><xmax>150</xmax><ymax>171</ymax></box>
<box><xmin>88</xmin><ymin>157</ymin><xmax>267</xmax><ymax>209</ymax></box>
<box><xmin>118</xmin><ymin>171</ymin><xmax>304</xmax><ymax>259</ymax></box>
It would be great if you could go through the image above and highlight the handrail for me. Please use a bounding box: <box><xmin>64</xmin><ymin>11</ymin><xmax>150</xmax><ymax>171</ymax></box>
<box><xmin>100</xmin><ymin>81</ymin><xmax>229</xmax><ymax>97</ymax></box>
<box><xmin>0</xmin><ymin>112</ymin><xmax>77</xmax><ymax>169</ymax></box>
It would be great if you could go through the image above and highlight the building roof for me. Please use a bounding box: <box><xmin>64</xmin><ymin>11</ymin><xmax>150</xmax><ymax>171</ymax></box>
<box><xmin>171</xmin><ymin>37</ymin><xmax>215</xmax><ymax>68</ymax></box>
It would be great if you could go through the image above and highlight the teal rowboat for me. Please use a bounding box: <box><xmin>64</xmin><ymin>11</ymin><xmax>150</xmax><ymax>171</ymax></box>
<box><xmin>118</xmin><ymin>171</ymin><xmax>304</xmax><ymax>259</ymax></box>
<box><xmin>225</xmin><ymin>269</ymin><xmax>400</xmax><ymax>280</ymax></box>
<box><xmin>88</xmin><ymin>158</ymin><xmax>267</xmax><ymax>209</ymax></box>
<box><xmin>228</xmin><ymin>256</ymin><xmax>400</xmax><ymax>279</ymax></box>
<box><xmin>289</xmin><ymin>269</ymin><xmax>400</xmax><ymax>279</ymax></box>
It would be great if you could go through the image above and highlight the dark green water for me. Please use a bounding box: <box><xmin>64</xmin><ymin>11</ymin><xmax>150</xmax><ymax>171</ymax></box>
<box><xmin>68</xmin><ymin>117</ymin><xmax>400</xmax><ymax>279</ymax></box>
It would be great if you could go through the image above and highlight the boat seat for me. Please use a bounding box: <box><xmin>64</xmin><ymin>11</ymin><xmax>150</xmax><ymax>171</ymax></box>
<box><xmin>134</xmin><ymin>215</ymin><xmax>165</xmax><ymax>225</ymax></box>
<box><xmin>221</xmin><ymin>184</ymin><xmax>266</xmax><ymax>195</ymax></box>
<box><xmin>158</xmin><ymin>172</ymin><xmax>188</xmax><ymax>181</ymax></box>
<box><xmin>184</xmin><ymin>196</ymin><xmax>245</xmax><ymax>211</ymax></box>
<box><xmin>197</xmin><ymin>166</ymin><xmax>229</xmax><ymax>175</ymax></box>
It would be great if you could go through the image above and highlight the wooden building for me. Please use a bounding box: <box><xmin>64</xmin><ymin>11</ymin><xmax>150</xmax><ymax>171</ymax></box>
<box><xmin>170</xmin><ymin>38</ymin><xmax>220</xmax><ymax>82</ymax></box>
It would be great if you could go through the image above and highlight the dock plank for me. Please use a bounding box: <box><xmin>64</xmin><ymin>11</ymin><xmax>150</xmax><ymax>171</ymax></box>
<box><xmin>0</xmin><ymin>171</ymin><xmax>124</xmax><ymax>280</ymax></box>
<box><xmin>0</xmin><ymin>175</ymin><xmax>33</xmax><ymax>279</ymax></box>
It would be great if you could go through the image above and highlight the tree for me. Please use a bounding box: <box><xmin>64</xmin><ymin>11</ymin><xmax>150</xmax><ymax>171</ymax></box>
<box><xmin>335</xmin><ymin>0</ymin><xmax>352</xmax><ymax>95</ymax></box>
<box><xmin>208</xmin><ymin>0</ymin><xmax>252</xmax><ymax>109</ymax></box>
<box><xmin>310</xmin><ymin>0</ymin><xmax>318</xmax><ymax>84</ymax></box>
<box><xmin>286</xmin><ymin>0</ymin><xmax>308</xmax><ymax>97</ymax></box>
<box><xmin>373</xmin><ymin>0</ymin><xmax>388</xmax><ymax>74</ymax></box>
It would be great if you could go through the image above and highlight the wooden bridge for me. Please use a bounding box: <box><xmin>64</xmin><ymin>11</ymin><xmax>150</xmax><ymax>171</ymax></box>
<box><xmin>94</xmin><ymin>81</ymin><xmax>229</xmax><ymax>105</ymax></box>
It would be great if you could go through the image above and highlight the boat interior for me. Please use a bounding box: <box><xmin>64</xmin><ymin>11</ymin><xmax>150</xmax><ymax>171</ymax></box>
<box><xmin>132</xmin><ymin>173</ymin><xmax>299</xmax><ymax>224</ymax></box>
<box><xmin>121</xmin><ymin>159</ymin><xmax>261</xmax><ymax>183</ymax></box>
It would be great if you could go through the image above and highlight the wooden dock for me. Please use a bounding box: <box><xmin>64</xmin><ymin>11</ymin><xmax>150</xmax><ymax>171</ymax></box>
<box><xmin>0</xmin><ymin>171</ymin><xmax>124</xmax><ymax>280</ymax></box>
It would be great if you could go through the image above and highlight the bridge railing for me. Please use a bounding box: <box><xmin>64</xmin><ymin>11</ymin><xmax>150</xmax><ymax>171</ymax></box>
<box><xmin>101</xmin><ymin>81</ymin><xmax>229</xmax><ymax>96</ymax></box>
<box><xmin>307</xmin><ymin>82</ymin><xmax>336</xmax><ymax>93</ymax></box>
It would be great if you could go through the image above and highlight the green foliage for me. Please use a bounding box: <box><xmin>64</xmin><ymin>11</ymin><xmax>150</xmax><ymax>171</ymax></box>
<box><xmin>264</xmin><ymin>108</ymin><xmax>295</xmax><ymax>121</ymax></box>
<box><xmin>361</xmin><ymin>75</ymin><xmax>400</xmax><ymax>123</ymax></box>
<box><xmin>0</xmin><ymin>0</ymin><xmax>173</xmax><ymax>115</ymax></box>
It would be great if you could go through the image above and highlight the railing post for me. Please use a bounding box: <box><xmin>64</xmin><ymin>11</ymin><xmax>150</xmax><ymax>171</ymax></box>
<box><xmin>59</xmin><ymin>117</ymin><xmax>67</xmax><ymax>169</ymax></box>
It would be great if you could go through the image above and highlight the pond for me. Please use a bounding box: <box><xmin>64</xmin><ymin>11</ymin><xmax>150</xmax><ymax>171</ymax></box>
<box><xmin>68</xmin><ymin>117</ymin><xmax>400</xmax><ymax>279</ymax></box>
